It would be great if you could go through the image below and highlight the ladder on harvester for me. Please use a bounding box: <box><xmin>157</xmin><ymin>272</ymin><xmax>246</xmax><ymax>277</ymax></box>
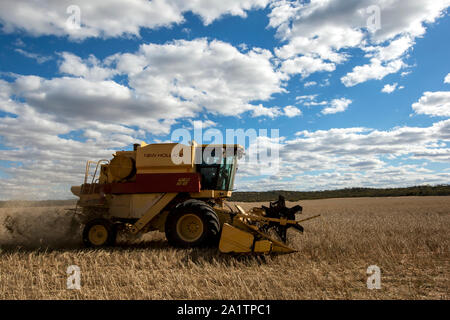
<box><xmin>68</xmin><ymin>159</ymin><xmax>110</xmax><ymax>217</ymax></box>
<box><xmin>81</xmin><ymin>159</ymin><xmax>110</xmax><ymax>194</ymax></box>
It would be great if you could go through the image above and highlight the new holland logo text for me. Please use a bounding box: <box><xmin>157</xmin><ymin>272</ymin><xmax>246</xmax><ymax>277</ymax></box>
<box><xmin>144</xmin><ymin>153</ymin><xmax>170</xmax><ymax>158</ymax></box>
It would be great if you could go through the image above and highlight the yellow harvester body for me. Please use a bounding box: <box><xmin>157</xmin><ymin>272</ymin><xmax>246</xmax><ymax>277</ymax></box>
<box><xmin>71</xmin><ymin>141</ymin><xmax>314</xmax><ymax>254</ymax></box>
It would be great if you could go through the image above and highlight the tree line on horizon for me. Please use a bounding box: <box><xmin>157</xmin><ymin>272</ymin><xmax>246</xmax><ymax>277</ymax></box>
<box><xmin>0</xmin><ymin>185</ymin><xmax>449</xmax><ymax>207</ymax></box>
<box><xmin>229</xmin><ymin>185</ymin><xmax>450</xmax><ymax>202</ymax></box>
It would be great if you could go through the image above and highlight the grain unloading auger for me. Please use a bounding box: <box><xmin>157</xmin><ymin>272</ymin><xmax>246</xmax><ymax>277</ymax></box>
<box><xmin>70</xmin><ymin>142</ymin><xmax>319</xmax><ymax>254</ymax></box>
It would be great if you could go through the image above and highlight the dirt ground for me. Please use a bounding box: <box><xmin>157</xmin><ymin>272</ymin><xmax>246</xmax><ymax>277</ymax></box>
<box><xmin>0</xmin><ymin>196</ymin><xmax>448</xmax><ymax>299</ymax></box>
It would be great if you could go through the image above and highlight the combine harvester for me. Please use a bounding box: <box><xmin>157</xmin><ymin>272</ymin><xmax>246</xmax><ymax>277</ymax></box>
<box><xmin>71</xmin><ymin>142</ymin><xmax>319</xmax><ymax>254</ymax></box>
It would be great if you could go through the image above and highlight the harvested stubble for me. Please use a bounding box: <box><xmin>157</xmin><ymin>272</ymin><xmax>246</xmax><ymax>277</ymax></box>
<box><xmin>0</xmin><ymin>196</ymin><xmax>448</xmax><ymax>299</ymax></box>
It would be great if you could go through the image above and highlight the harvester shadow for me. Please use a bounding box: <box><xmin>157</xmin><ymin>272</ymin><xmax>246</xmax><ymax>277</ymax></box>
<box><xmin>0</xmin><ymin>240</ymin><xmax>275</xmax><ymax>266</ymax></box>
<box><xmin>0</xmin><ymin>241</ymin><xmax>165</xmax><ymax>255</ymax></box>
<box><xmin>180</xmin><ymin>248</ymin><xmax>272</xmax><ymax>267</ymax></box>
<box><xmin>0</xmin><ymin>243</ymin><xmax>83</xmax><ymax>254</ymax></box>
<box><xmin>113</xmin><ymin>241</ymin><xmax>273</xmax><ymax>266</ymax></box>
<box><xmin>113</xmin><ymin>239</ymin><xmax>172</xmax><ymax>251</ymax></box>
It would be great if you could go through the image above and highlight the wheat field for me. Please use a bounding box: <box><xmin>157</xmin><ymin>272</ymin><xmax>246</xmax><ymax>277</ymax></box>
<box><xmin>0</xmin><ymin>196</ymin><xmax>448</xmax><ymax>300</ymax></box>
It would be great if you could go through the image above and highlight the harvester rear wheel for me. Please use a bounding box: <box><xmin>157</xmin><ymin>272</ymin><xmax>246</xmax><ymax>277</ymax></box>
<box><xmin>165</xmin><ymin>200</ymin><xmax>220</xmax><ymax>248</ymax></box>
<box><xmin>82</xmin><ymin>218</ymin><xmax>117</xmax><ymax>247</ymax></box>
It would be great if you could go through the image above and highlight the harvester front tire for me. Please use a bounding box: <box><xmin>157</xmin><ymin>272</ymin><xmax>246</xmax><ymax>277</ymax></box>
<box><xmin>82</xmin><ymin>218</ymin><xmax>117</xmax><ymax>247</ymax></box>
<box><xmin>165</xmin><ymin>200</ymin><xmax>220</xmax><ymax>248</ymax></box>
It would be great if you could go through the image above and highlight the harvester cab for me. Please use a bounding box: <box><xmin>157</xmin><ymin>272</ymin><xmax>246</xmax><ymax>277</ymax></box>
<box><xmin>71</xmin><ymin>141</ymin><xmax>318</xmax><ymax>254</ymax></box>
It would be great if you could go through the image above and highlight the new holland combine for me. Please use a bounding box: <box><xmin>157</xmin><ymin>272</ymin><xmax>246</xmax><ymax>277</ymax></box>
<box><xmin>71</xmin><ymin>141</ymin><xmax>318</xmax><ymax>254</ymax></box>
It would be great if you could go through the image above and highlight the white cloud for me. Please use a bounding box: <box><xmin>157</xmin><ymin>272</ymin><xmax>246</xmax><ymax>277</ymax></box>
<box><xmin>123</xmin><ymin>39</ymin><xmax>285</xmax><ymax>117</ymax></box>
<box><xmin>271</xmin><ymin>0</ymin><xmax>450</xmax><ymax>42</ymax></box>
<box><xmin>401</xmin><ymin>71</ymin><xmax>412</xmax><ymax>77</ymax></box>
<box><xmin>274</xmin><ymin>26</ymin><xmax>363</xmax><ymax>63</ymax></box>
<box><xmin>381</xmin><ymin>83</ymin><xmax>404</xmax><ymax>94</ymax></box>
<box><xmin>296</xmin><ymin>95</ymin><xmax>326</xmax><ymax>107</ymax></box>
<box><xmin>296</xmin><ymin>95</ymin><xmax>318</xmax><ymax>102</ymax></box>
<box><xmin>296</xmin><ymin>95</ymin><xmax>352</xmax><ymax>115</ymax></box>
<box><xmin>304</xmin><ymin>100</ymin><xmax>327</xmax><ymax>107</ymax></box>
<box><xmin>382</xmin><ymin>83</ymin><xmax>398</xmax><ymax>94</ymax></box>
<box><xmin>267</xmin><ymin>0</ymin><xmax>299</xmax><ymax>31</ymax></box>
<box><xmin>0</xmin><ymin>0</ymin><xmax>269</xmax><ymax>40</ymax></box>
<box><xmin>321</xmin><ymin>98</ymin><xmax>352</xmax><ymax>115</ymax></box>
<box><xmin>13</xmin><ymin>38</ymin><xmax>25</xmax><ymax>47</ymax></box>
<box><xmin>0</xmin><ymin>0</ymin><xmax>182</xmax><ymax>39</ymax></box>
<box><xmin>58</xmin><ymin>52</ymin><xmax>117</xmax><ymax>81</ymax></box>
<box><xmin>237</xmin><ymin>119</ymin><xmax>450</xmax><ymax>191</ymax></box>
<box><xmin>14</xmin><ymin>48</ymin><xmax>52</xmax><ymax>64</ymax></box>
<box><xmin>445</xmin><ymin>73</ymin><xmax>450</xmax><ymax>84</ymax></box>
<box><xmin>320</xmin><ymin>78</ymin><xmax>331</xmax><ymax>87</ymax></box>
<box><xmin>0</xmin><ymin>99</ymin><xmax>143</xmax><ymax>199</ymax></box>
<box><xmin>179</xmin><ymin>0</ymin><xmax>269</xmax><ymax>25</ymax></box>
<box><xmin>251</xmin><ymin>104</ymin><xmax>282</xmax><ymax>118</ymax></box>
<box><xmin>412</xmin><ymin>91</ymin><xmax>450</xmax><ymax>117</ymax></box>
<box><xmin>286</xmin><ymin>120</ymin><xmax>450</xmax><ymax>164</ymax></box>
<box><xmin>268</xmin><ymin>0</ymin><xmax>450</xmax><ymax>85</ymax></box>
<box><xmin>188</xmin><ymin>119</ymin><xmax>218</xmax><ymax>129</ymax></box>
<box><xmin>283</xmin><ymin>105</ymin><xmax>302</xmax><ymax>118</ymax></box>
<box><xmin>9</xmin><ymin>39</ymin><xmax>286</xmax><ymax>129</ymax></box>
<box><xmin>280</xmin><ymin>55</ymin><xmax>335</xmax><ymax>78</ymax></box>
<box><xmin>341</xmin><ymin>59</ymin><xmax>405</xmax><ymax>87</ymax></box>
<box><xmin>303</xmin><ymin>81</ymin><xmax>317</xmax><ymax>88</ymax></box>
<box><xmin>238</xmin><ymin>166</ymin><xmax>450</xmax><ymax>192</ymax></box>
<box><xmin>364</xmin><ymin>36</ymin><xmax>414</xmax><ymax>62</ymax></box>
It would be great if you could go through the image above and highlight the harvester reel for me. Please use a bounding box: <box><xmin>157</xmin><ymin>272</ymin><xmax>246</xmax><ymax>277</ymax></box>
<box><xmin>260</xmin><ymin>196</ymin><xmax>303</xmax><ymax>243</ymax></box>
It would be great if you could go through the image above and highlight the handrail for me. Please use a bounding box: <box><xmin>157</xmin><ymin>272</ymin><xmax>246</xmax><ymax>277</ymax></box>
<box><xmin>82</xmin><ymin>159</ymin><xmax>109</xmax><ymax>194</ymax></box>
<box><xmin>90</xmin><ymin>159</ymin><xmax>109</xmax><ymax>184</ymax></box>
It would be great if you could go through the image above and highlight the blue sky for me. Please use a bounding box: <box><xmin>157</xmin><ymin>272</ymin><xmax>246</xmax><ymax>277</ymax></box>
<box><xmin>0</xmin><ymin>0</ymin><xmax>449</xmax><ymax>199</ymax></box>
